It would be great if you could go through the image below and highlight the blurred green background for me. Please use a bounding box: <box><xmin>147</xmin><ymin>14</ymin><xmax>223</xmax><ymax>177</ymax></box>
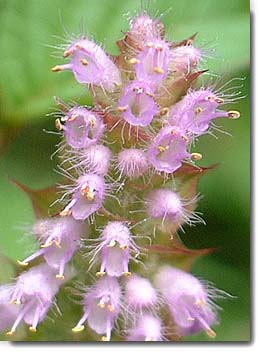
<box><xmin>0</xmin><ymin>0</ymin><xmax>250</xmax><ymax>342</ymax></box>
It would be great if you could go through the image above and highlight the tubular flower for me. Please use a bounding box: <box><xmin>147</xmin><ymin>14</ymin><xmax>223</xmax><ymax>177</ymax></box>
<box><xmin>52</xmin><ymin>38</ymin><xmax>121</xmax><ymax>92</ymax></box>
<box><xmin>72</xmin><ymin>276</ymin><xmax>121</xmax><ymax>341</ymax></box>
<box><xmin>155</xmin><ymin>266</ymin><xmax>218</xmax><ymax>338</ymax></box>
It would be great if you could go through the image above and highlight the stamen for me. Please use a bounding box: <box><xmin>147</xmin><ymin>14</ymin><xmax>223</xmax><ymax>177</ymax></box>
<box><xmin>81</xmin><ymin>59</ymin><xmax>89</xmax><ymax>66</ymax></box>
<box><xmin>72</xmin><ymin>325</ymin><xmax>85</xmax><ymax>333</ymax></box>
<box><xmin>29</xmin><ymin>326</ymin><xmax>37</xmax><ymax>332</ymax></box>
<box><xmin>191</xmin><ymin>152</ymin><xmax>203</xmax><ymax>160</ymax></box>
<box><xmin>55</xmin><ymin>118</ymin><xmax>63</xmax><ymax>131</ymax></box>
<box><xmin>159</xmin><ymin>107</ymin><xmax>169</xmax><ymax>116</ymax></box>
<box><xmin>127</xmin><ymin>58</ymin><xmax>140</xmax><ymax>65</ymax></box>
<box><xmin>118</xmin><ymin>106</ymin><xmax>128</xmax><ymax>112</ymax></box>
<box><xmin>63</xmin><ymin>49</ymin><xmax>74</xmax><ymax>58</ymax></box>
<box><xmin>228</xmin><ymin>110</ymin><xmax>240</xmax><ymax>119</ymax></box>
<box><xmin>51</xmin><ymin>65</ymin><xmax>63</xmax><ymax>72</ymax></box>
<box><xmin>123</xmin><ymin>271</ymin><xmax>132</xmax><ymax>277</ymax></box>
<box><xmin>107</xmin><ymin>239</ymin><xmax>117</xmax><ymax>248</ymax></box>
<box><xmin>16</xmin><ymin>260</ymin><xmax>28</xmax><ymax>266</ymax></box>
<box><xmin>154</xmin><ymin>66</ymin><xmax>165</xmax><ymax>74</ymax></box>
<box><xmin>96</xmin><ymin>271</ymin><xmax>106</xmax><ymax>277</ymax></box>
<box><xmin>206</xmin><ymin>328</ymin><xmax>217</xmax><ymax>338</ymax></box>
<box><xmin>56</xmin><ymin>274</ymin><xmax>65</xmax><ymax>280</ymax></box>
<box><xmin>195</xmin><ymin>106</ymin><xmax>203</xmax><ymax>114</ymax></box>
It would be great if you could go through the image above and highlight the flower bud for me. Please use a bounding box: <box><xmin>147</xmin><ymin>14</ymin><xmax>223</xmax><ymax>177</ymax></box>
<box><xmin>117</xmin><ymin>148</ymin><xmax>149</xmax><ymax>179</ymax></box>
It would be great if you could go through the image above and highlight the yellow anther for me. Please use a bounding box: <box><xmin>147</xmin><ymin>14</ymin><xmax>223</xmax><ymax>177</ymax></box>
<box><xmin>29</xmin><ymin>326</ymin><xmax>37</xmax><ymax>333</ymax></box>
<box><xmin>118</xmin><ymin>106</ymin><xmax>128</xmax><ymax>113</ymax></box>
<box><xmin>72</xmin><ymin>325</ymin><xmax>85</xmax><ymax>333</ymax></box>
<box><xmin>63</xmin><ymin>49</ymin><xmax>74</xmax><ymax>58</ymax></box>
<box><xmin>68</xmin><ymin>114</ymin><xmax>78</xmax><ymax>122</ymax></box>
<box><xmin>54</xmin><ymin>240</ymin><xmax>61</xmax><ymax>248</ymax></box>
<box><xmin>206</xmin><ymin>328</ymin><xmax>217</xmax><ymax>338</ymax></box>
<box><xmin>55</xmin><ymin>274</ymin><xmax>65</xmax><ymax>280</ymax></box>
<box><xmin>156</xmin><ymin>44</ymin><xmax>164</xmax><ymax>51</ymax></box>
<box><xmin>107</xmin><ymin>240</ymin><xmax>117</xmax><ymax>248</ymax></box>
<box><xmin>97</xmin><ymin>302</ymin><xmax>106</xmax><ymax>308</ymax></box>
<box><xmin>215</xmin><ymin>97</ymin><xmax>224</xmax><ymax>104</ymax></box>
<box><xmin>55</xmin><ymin>118</ymin><xmax>63</xmax><ymax>131</ymax></box>
<box><xmin>6</xmin><ymin>330</ymin><xmax>15</xmax><ymax>336</ymax></box>
<box><xmin>123</xmin><ymin>271</ymin><xmax>132</xmax><ymax>277</ymax></box>
<box><xmin>89</xmin><ymin>116</ymin><xmax>97</xmax><ymax>127</ymax></box>
<box><xmin>127</xmin><ymin>58</ymin><xmax>140</xmax><ymax>65</ymax></box>
<box><xmin>51</xmin><ymin>65</ymin><xmax>63</xmax><ymax>72</ymax></box>
<box><xmin>146</xmin><ymin>42</ymin><xmax>154</xmax><ymax>48</ymax></box>
<box><xmin>191</xmin><ymin>152</ymin><xmax>203</xmax><ymax>161</ymax></box>
<box><xmin>154</xmin><ymin>66</ymin><xmax>165</xmax><ymax>74</ymax></box>
<box><xmin>101</xmin><ymin>336</ymin><xmax>109</xmax><ymax>341</ymax></box>
<box><xmin>41</xmin><ymin>241</ymin><xmax>53</xmax><ymax>248</ymax></box>
<box><xmin>17</xmin><ymin>260</ymin><xmax>28</xmax><ymax>267</ymax></box>
<box><xmin>171</xmin><ymin>130</ymin><xmax>178</xmax><ymax>136</ymax></box>
<box><xmin>159</xmin><ymin>107</ymin><xmax>169</xmax><ymax>116</ymax></box>
<box><xmin>75</xmin><ymin>44</ymin><xmax>83</xmax><ymax>50</ymax></box>
<box><xmin>81</xmin><ymin>59</ymin><xmax>89</xmax><ymax>66</ymax></box>
<box><xmin>187</xmin><ymin>317</ymin><xmax>195</xmax><ymax>321</ymax></box>
<box><xmin>59</xmin><ymin>209</ymin><xmax>71</xmax><ymax>217</ymax></box>
<box><xmin>181</xmin><ymin>134</ymin><xmax>189</xmax><ymax>142</ymax></box>
<box><xmin>195</xmin><ymin>106</ymin><xmax>203</xmax><ymax>114</ymax></box>
<box><xmin>107</xmin><ymin>304</ymin><xmax>115</xmax><ymax>312</ymax></box>
<box><xmin>195</xmin><ymin>298</ymin><xmax>207</xmax><ymax>306</ymax></box>
<box><xmin>119</xmin><ymin>245</ymin><xmax>128</xmax><ymax>250</ymax></box>
<box><xmin>96</xmin><ymin>271</ymin><xmax>106</xmax><ymax>277</ymax></box>
<box><xmin>12</xmin><ymin>299</ymin><xmax>21</xmax><ymax>305</ymax></box>
<box><xmin>158</xmin><ymin>145</ymin><xmax>168</xmax><ymax>153</ymax></box>
<box><xmin>228</xmin><ymin>110</ymin><xmax>240</xmax><ymax>119</ymax></box>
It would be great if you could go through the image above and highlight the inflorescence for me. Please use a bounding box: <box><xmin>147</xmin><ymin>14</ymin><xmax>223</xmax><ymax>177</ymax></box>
<box><xmin>0</xmin><ymin>11</ymin><xmax>240</xmax><ymax>341</ymax></box>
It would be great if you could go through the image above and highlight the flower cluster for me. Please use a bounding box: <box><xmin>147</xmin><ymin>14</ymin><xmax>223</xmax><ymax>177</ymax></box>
<box><xmin>0</xmin><ymin>11</ymin><xmax>239</xmax><ymax>341</ymax></box>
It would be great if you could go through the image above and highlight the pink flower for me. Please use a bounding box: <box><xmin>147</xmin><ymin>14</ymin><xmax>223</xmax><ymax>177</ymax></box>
<box><xmin>118</xmin><ymin>81</ymin><xmax>158</xmax><ymax>126</ymax></box>
<box><xmin>1</xmin><ymin>264</ymin><xmax>67</xmax><ymax>335</ymax></box>
<box><xmin>52</xmin><ymin>38</ymin><xmax>121</xmax><ymax>92</ymax></box>
<box><xmin>117</xmin><ymin>148</ymin><xmax>149</xmax><ymax>179</ymax></box>
<box><xmin>91</xmin><ymin>221</ymin><xmax>139</xmax><ymax>277</ymax></box>
<box><xmin>127</xmin><ymin>314</ymin><xmax>164</xmax><ymax>341</ymax></box>
<box><xmin>18</xmin><ymin>217</ymin><xmax>87</xmax><ymax>279</ymax></box>
<box><xmin>155</xmin><ymin>266</ymin><xmax>218</xmax><ymax>338</ymax></box>
<box><xmin>147</xmin><ymin>126</ymin><xmax>191</xmax><ymax>173</ymax></box>
<box><xmin>72</xmin><ymin>276</ymin><xmax>121</xmax><ymax>341</ymax></box>
<box><xmin>59</xmin><ymin>107</ymin><xmax>105</xmax><ymax>149</ymax></box>
<box><xmin>61</xmin><ymin>173</ymin><xmax>106</xmax><ymax>220</ymax></box>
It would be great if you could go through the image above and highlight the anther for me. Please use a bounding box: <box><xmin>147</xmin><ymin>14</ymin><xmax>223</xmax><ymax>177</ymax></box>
<box><xmin>101</xmin><ymin>336</ymin><xmax>109</xmax><ymax>341</ymax></box>
<box><xmin>119</xmin><ymin>245</ymin><xmax>128</xmax><ymax>250</ymax></box>
<box><xmin>17</xmin><ymin>260</ymin><xmax>28</xmax><ymax>267</ymax></box>
<box><xmin>81</xmin><ymin>59</ymin><xmax>89</xmax><ymax>66</ymax></box>
<box><xmin>41</xmin><ymin>241</ymin><xmax>53</xmax><ymax>248</ymax></box>
<box><xmin>206</xmin><ymin>328</ymin><xmax>217</xmax><ymax>338</ymax></box>
<box><xmin>12</xmin><ymin>299</ymin><xmax>21</xmax><ymax>305</ymax></box>
<box><xmin>154</xmin><ymin>66</ymin><xmax>165</xmax><ymax>74</ymax></box>
<box><xmin>191</xmin><ymin>152</ymin><xmax>203</xmax><ymax>160</ymax></box>
<box><xmin>187</xmin><ymin>317</ymin><xmax>195</xmax><ymax>321</ymax></box>
<box><xmin>63</xmin><ymin>49</ymin><xmax>74</xmax><ymax>58</ymax></box>
<box><xmin>60</xmin><ymin>209</ymin><xmax>71</xmax><ymax>217</ymax></box>
<box><xmin>159</xmin><ymin>107</ymin><xmax>169</xmax><ymax>116</ymax></box>
<box><xmin>158</xmin><ymin>145</ymin><xmax>167</xmax><ymax>153</ymax></box>
<box><xmin>68</xmin><ymin>114</ymin><xmax>78</xmax><ymax>122</ymax></box>
<box><xmin>195</xmin><ymin>106</ymin><xmax>203</xmax><ymax>114</ymax></box>
<box><xmin>228</xmin><ymin>110</ymin><xmax>240</xmax><ymax>119</ymax></box>
<box><xmin>118</xmin><ymin>106</ymin><xmax>128</xmax><ymax>113</ymax></box>
<box><xmin>56</xmin><ymin>274</ymin><xmax>65</xmax><ymax>280</ymax></box>
<box><xmin>97</xmin><ymin>302</ymin><xmax>106</xmax><ymax>308</ymax></box>
<box><xmin>96</xmin><ymin>271</ymin><xmax>106</xmax><ymax>277</ymax></box>
<box><xmin>6</xmin><ymin>330</ymin><xmax>15</xmax><ymax>336</ymax></box>
<box><xmin>72</xmin><ymin>325</ymin><xmax>85</xmax><ymax>333</ymax></box>
<box><xmin>215</xmin><ymin>97</ymin><xmax>224</xmax><ymax>104</ymax></box>
<box><xmin>123</xmin><ymin>271</ymin><xmax>132</xmax><ymax>277</ymax></box>
<box><xmin>181</xmin><ymin>134</ymin><xmax>189</xmax><ymax>142</ymax></box>
<box><xmin>55</xmin><ymin>118</ymin><xmax>63</xmax><ymax>131</ymax></box>
<box><xmin>107</xmin><ymin>240</ymin><xmax>117</xmax><ymax>248</ymax></box>
<box><xmin>107</xmin><ymin>304</ymin><xmax>115</xmax><ymax>312</ymax></box>
<box><xmin>29</xmin><ymin>327</ymin><xmax>37</xmax><ymax>333</ymax></box>
<box><xmin>127</xmin><ymin>58</ymin><xmax>140</xmax><ymax>65</ymax></box>
<box><xmin>54</xmin><ymin>240</ymin><xmax>61</xmax><ymax>248</ymax></box>
<box><xmin>146</xmin><ymin>42</ymin><xmax>154</xmax><ymax>48</ymax></box>
<box><xmin>51</xmin><ymin>65</ymin><xmax>63</xmax><ymax>72</ymax></box>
